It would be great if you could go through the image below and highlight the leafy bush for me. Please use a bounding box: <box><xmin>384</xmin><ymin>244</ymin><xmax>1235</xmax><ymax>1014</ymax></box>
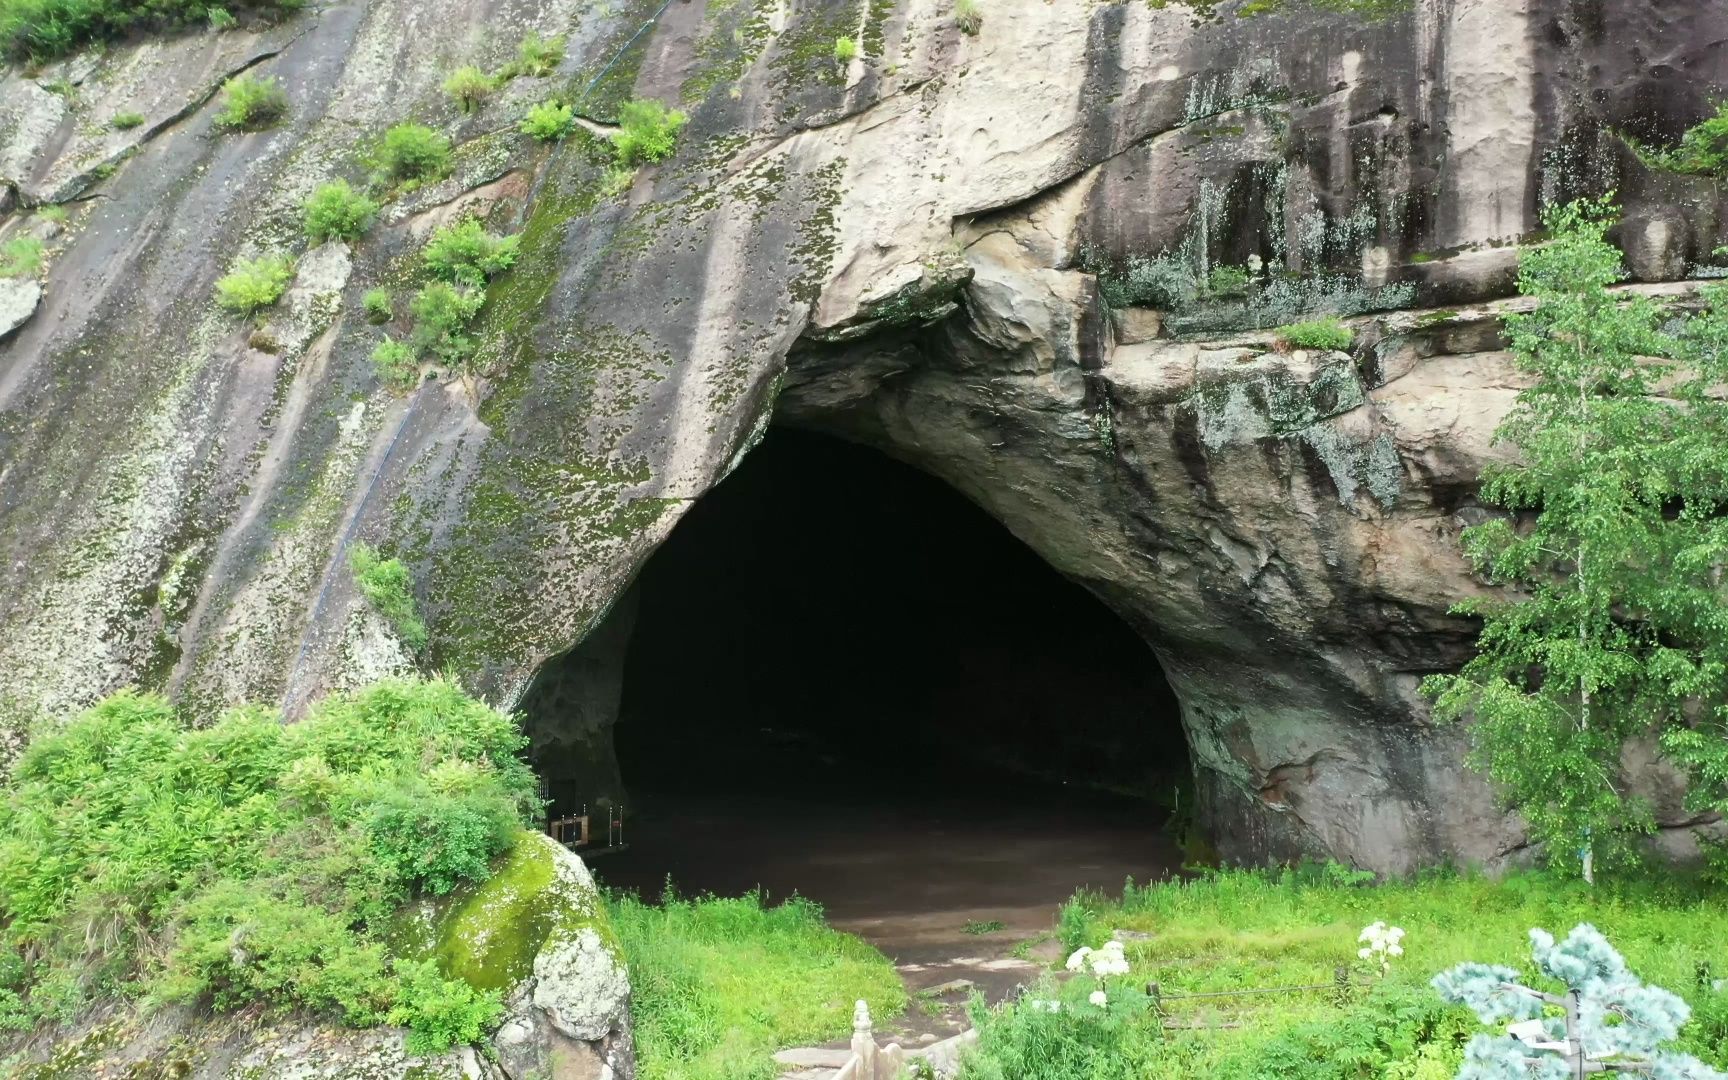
<box><xmin>370</xmin><ymin>336</ymin><xmax>417</xmax><ymax>389</ymax></box>
<box><xmin>611</xmin><ymin>98</ymin><xmax>687</xmax><ymax>167</ymax></box>
<box><xmin>0</xmin><ymin>678</ymin><xmax>536</xmax><ymax>1046</ymax></box>
<box><xmin>1084</xmin><ymin>249</ymin><xmax>1199</xmax><ymax>310</ymax></box>
<box><xmin>214</xmin><ymin>252</ymin><xmax>295</xmax><ymax>314</ymax></box>
<box><xmin>111</xmin><ymin>110</ymin><xmax>145</xmax><ymax>130</ymax></box>
<box><xmin>443</xmin><ymin>65</ymin><xmax>494</xmax><ymax>113</ymax></box>
<box><xmin>955</xmin><ymin>0</ymin><xmax>983</xmax><ymax>35</ymax></box>
<box><xmin>0</xmin><ymin>0</ymin><xmax>303</xmax><ymax>60</ymax></box>
<box><xmin>303</xmin><ymin>179</ymin><xmax>379</xmax><ymax>244</ymax></box>
<box><xmin>363</xmin><ymin>287</ymin><xmax>394</xmax><ymax>324</ymax></box>
<box><xmin>206</xmin><ymin>5</ymin><xmax>235</xmax><ymax>30</ymax></box>
<box><xmin>409</xmin><ymin>283</ymin><xmax>484</xmax><ymax>364</ymax></box>
<box><xmin>611</xmin><ymin>889</ymin><xmax>906</xmax><ymax>1080</ymax></box>
<box><xmin>348</xmin><ymin>542</ymin><xmax>427</xmax><ymax>648</ymax></box>
<box><xmin>511</xmin><ymin>30</ymin><xmax>564</xmax><ymax>77</ymax></box>
<box><xmin>1207</xmin><ymin>263</ymin><xmax>1254</xmax><ymax>297</ymax></box>
<box><xmin>1640</xmin><ymin>103</ymin><xmax>1728</xmax><ymax>177</ymax></box>
<box><xmin>0</xmin><ymin>235</ymin><xmax>44</xmax><ymax>278</ymax></box>
<box><xmin>833</xmin><ymin>35</ymin><xmax>857</xmax><ymax>62</ymax></box>
<box><xmin>215</xmin><ymin>72</ymin><xmax>289</xmax><ymax>131</ymax></box>
<box><xmin>520</xmin><ymin>100</ymin><xmax>574</xmax><ymax>143</ymax></box>
<box><xmin>387</xmin><ymin>958</ymin><xmax>504</xmax><ymax>1055</ymax></box>
<box><xmin>1274</xmin><ymin>316</ymin><xmax>1354</xmax><ymax>352</ymax></box>
<box><xmin>374</xmin><ymin>122</ymin><xmax>452</xmax><ymax>185</ymax></box>
<box><xmin>422</xmin><ymin>218</ymin><xmax>519</xmax><ymax>287</ymax></box>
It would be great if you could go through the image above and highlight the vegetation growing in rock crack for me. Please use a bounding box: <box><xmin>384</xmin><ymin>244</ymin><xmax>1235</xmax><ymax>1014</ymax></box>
<box><xmin>0</xmin><ymin>236</ymin><xmax>43</xmax><ymax>278</ymax></box>
<box><xmin>302</xmin><ymin>179</ymin><xmax>379</xmax><ymax>245</ymax></box>
<box><xmin>508</xmin><ymin>30</ymin><xmax>564</xmax><ymax>78</ymax></box>
<box><xmin>833</xmin><ymin>35</ymin><xmax>857</xmax><ymax>63</ymax></box>
<box><xmin>611</xmin><ymin>98</ymin><xmax>688</xmax><ymax>168</ymax></box>
<box><xmin>443</xmin><ymin>65</ymin><xmax>494</xmax><ymax>113</ymax></box>
<box><xmin>422</xmin><ymin>218</ymin><xmax>520</xmax><ymax>287</ymax></box>
<box><xmin>110</xmin><ymin>110</ymin><xmax>145</xmax><ymax>130</ymax></box>
<box><xmin>214</xmin><ymin>72</ymin><xmax>289</xmax><ymax>131</ymax></box>
<box><xmin>370</xmin><ymin>336</ymin><xmax>418</xmax><ymax>390</ymax></box>
<box><xmin>955</xmin><ymin>0</ymin><xmax>983</xmax><ymax>36</ymax></box>
<box><xmin>1631</xmin><ymin>102</ymin><xmax>1728</xmax><ymax>178</ymax></box>
<box><xmin>0</xmin><ymin>678</ymin><xmax>534</xmax><ymax>1050</ymax></box>
<box><xmin>0</xmin><ymin>0</ymin><xmax>303</xmax><ymax>60</ymax></box>
<box><xmin>1274</xmin><ymin>316</ymin><xmax>1353</xmax><ymax>352</ymax></box>
<box><xmin>213</xmin><ymin>252</ymin><xmax>295</xmax><ymax>314</ymax></box>
<box><xmin>1423</xmin><ymin>198</ymin><xmax>1728</xmax><ymax>882</ymax></box>
<box><xmin>362</xmin><ymin>286</ymin><xmax>394</xmax><ymax>324</ymax></box>
<box><xmin>349</xmin><ymin>542</ymin><xmax>428</xmax><ymax>649</ymax></box>
<box><xmin>372</xmin><ymin>122</ymin><xmax>452</xmax><ymax>187</ymax></box>
<box><xmin>520</xmin><ymin>100</ymin><xmax>575</xmax><ymax>143</ymax></box>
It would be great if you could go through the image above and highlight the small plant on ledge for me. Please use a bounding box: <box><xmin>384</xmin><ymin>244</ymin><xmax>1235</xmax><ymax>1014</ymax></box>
<box><xmin>1273</xmin><ymin>316</ymin><xmax>1354</xmax><ymax>353</ymax></box>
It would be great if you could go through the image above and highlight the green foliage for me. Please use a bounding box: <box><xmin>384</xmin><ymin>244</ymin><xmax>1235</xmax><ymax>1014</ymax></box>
<box><xmin>1207</xmin><ymin>263</ymin><xmax>1254</xmax><ymax>297</ymax></box>
<box><xmin>611</xmin><ymin>98</ymin><xmax>688</xmax><ymax>168</ymax></box>
<box><xmin>422</xmin><ymin>218</ymin><xmax>519</xmax><ymax>287</ymax></box>
<box><xmin>1274</xmin><ymin>316</ymin><xmax>1354</xmax><ymax>351</ymax></box>
<box><xmin>832</xmin><ymin>35</ymin><xmax>857</xmax><ymax>63</ymax></box>
<box><xmin>214</xmin><ymin>72</ymin><xmax>289</xmax><ymax>131</ymax></box>
<box><xmin>348</xmin><ymin>542</ymin><xmax>428</xmax><ymax>649</ymax></box>
<box><xmin>443</xmin><ymin>65</ymin><xmax>494</xmax><ymax>113</ymax></box>
<box><xmin>611</xmin><ymin>888</ymin><xmax>905</xmax><ymax>1080</ymax></box>
<box><xmin>110</xmin><ymin>110</ymin><xmax>145</xmax><ymax>130</ymax></box>
<box><xmin>370</xmin><ymin>336</ymin><xmax>417</xmax><ymax>389</ymax></box>
<box><xmin>206</xmin><ymin>5</ymin><xmax>235</xmax><ymax>30</ymax></box>
<box><xmin>520</xmin><ymin>100</ymin><xmax>575</xmax><ymax>143</ymax></box>
<box><xmin>1423</xmin><ymin>198</ymin><xmax>1728</xmax><ymax>879</ymax></box>
<box><xmin>0</xmin><ymin>678</ymin><xmax>536</xmax><ymax>1047</ymax></box>
<box><xmin>213</xmin><ymin>252</ymin><xmax>295</xmax><ymax>314</ymax></box>
<box><xmin>387</xmin><ymin>958</ymin><xmax>504</xmax><ymax>1055</ymax></box>
<box><xmin>962</xmin><ymin>919</ymin><xmax>1006</xmax><ymax>935</ymax></box>
<box><xmin>374</xmin><ymin>122</ymin><xmax>452</xmax><ymax>186</ymax></box>
<box><xmin>33</xmin><ymin>205</ymin><xmax>67</xmax><ymax>224</ymax></box>
<box><xmin>362</xmin><ymin>286</ymin><xmax>394</xmax><ymax>324</ymax></box>
<box><xmin>960</xmin><ymin>866</ymin><xmax>1728</xmax><ymax>1078</ymax></box>
<box><xmin>955</xmin><ymin>0</ymin><xmax>982</xmax><ymax>35</ymax></box>
<box><xmin>511</xmin><ymin>30</ymin><xmax>564</xmax><ymax>77</ymax></box>
<box><xmin>1639</xmin><ymin>103</ymin><xmax>1728</xmax><ymax>177</ymax></box>
<box><xmin>0</xmin><ymin>0</ymin><xmax>302</xmax><ymax>60</ymax></box>
<box><xmin>302</xmin><ymin>179</ymin><xmax>379</xmax><ymax>245</ymax></box>
<box><xmin>0</xmin><ymin>235</ymin><xmax>44</xmax><ymax>278</ymax></box>
<box><xmin>409</xmin><ymin>282</ymin><xmax>484</xmax><ymax>366</ymax></box>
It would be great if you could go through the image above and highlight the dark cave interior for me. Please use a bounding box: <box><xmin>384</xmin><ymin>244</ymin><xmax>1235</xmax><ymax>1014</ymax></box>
<box><xmin>607</xmin><ymin>425</ymin><xmax>1189</xmax><ymax>805</ymax></box>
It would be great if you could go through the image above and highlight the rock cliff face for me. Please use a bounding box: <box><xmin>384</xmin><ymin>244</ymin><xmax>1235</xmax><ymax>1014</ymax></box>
<box><xmin>1</xmin><ymin>0</ymin><xmax>1725</xmax><ymax>873</ymax></box>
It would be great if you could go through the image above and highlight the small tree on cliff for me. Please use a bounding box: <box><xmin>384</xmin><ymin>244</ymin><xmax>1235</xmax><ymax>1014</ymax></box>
<box><xmin>1423</xmin><ymin>198</ymin><xmax>1728</xmax><ymax>881</ymax></box>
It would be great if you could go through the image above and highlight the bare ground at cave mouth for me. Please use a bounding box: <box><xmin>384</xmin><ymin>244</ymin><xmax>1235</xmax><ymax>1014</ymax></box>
<box><xmin>591</xmin><ymin>783</ymin><xmax>1183</xmax><ymax>1042</ymax></box>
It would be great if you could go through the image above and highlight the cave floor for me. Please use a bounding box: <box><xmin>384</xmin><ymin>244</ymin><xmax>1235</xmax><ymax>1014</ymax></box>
<box><xmin>589</xmin><ymin>783</ymin><xmax>1182</xmax><ymax>1044</ymax></box>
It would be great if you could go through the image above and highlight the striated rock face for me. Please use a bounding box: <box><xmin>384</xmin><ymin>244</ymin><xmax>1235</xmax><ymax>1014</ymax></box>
<box><xmin>1</xmin><ymin>0</ymin><xmax>1726</xmax><ymax>874</ymax></box>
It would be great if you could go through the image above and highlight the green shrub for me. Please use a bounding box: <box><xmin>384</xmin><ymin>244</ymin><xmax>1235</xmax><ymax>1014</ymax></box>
<box><xmin>215</xmin><ymin>72</ymin><xmax>289</xmax><ymax>131</ymax></box>
<box><xmin>511</xmin><ymin>30</ymin><xmax>564</xmax><ymax>77</ymax></box>
<box><xmin>409</xmin><ymin>282</ymin><xmax>484</xmax><ymax>364</ymax></box>
<box><xmin>387</xmin><ymin>958</ymin><xmax>504</xmax><ymax>1055</ymax></box>
<box><xmin>443</xmin><ymin>65</ymin><xmax>494</xmax><ymax>113</ymax></box>
<box><xmin>214</xmin><ymin>252</ymin><xmax>295</xmax><ymax>314</ymax></box>
<box><xmin>0</xmin><ymin>678</ymin><xmax>535</xmax><ymax>1045</ymax></box>
<box><xmin>0</xmin><ymin>235</ymin><xmax>44</xmax><ymax>278</ymax></box>
<box><xmin>1274</xmin><ymin>315</ymin><xmax>1353</xmax><ymax>352</ymax></box>
<box><xmin>375</xmin><ymin>122</ymin><xmax>452</xmax><ymax>185</ymax></box>
<box><xmin>303</xmin><ymin>179</ymin><xmax>379</xmax><ymax>244</ymax></box>
<box><xmin>1638</xmin><ymin>103</ymin><xmax>1728</xmax><ymax>177</ymax></box>
<box><xmin>955</xmin><ymin>0</ymin><xmax>983</xmax><ymax>35</ymax></box>
<box><xmin>519</xmin><ymin>100</ymin><xmax>574</xmax><ymax>143</ymax></box>
<box><xmin>0</xmin><ymin>0</ymin><xmax>303</xmax><ymax>61</ymax></box>
<box><xmin>422</xmin><ymin>218</ymin><xmax>519</xmax><ymax>287</ymax></box>
<box><xmin>362</xmin><ymin>287</ymin><xmax>394</xmax><ymax>324</ymax></box>
<box><xmin>611</xmin><ymin>98</ymin><xmax>687</xmax><ymax>167</ymax></box>
<box><xmin>370</xmin><ymin>336</ymin><xmax>417</xmax><ymax>388</ymax></box>
<box><xmin>206</xmin><ymin>5</ymin><xmax>236</xmax><ymax>30</ymax></box>
<box><xmin>111</xmin><ymin>110</ymin><xmax>145</xmax><ymax>130</ymax></box>
<box><xmin>833</xmin><ymin>35</ymin><xmax>857</xmax><ymax>63</ymax></box>
<box><xmin>600</xmin><ymin>165</ymin><xmax>636</xmax><ymax>199</ymax></box>
<box><xmin>34</xmin><ymin>205</ymin><xmax>67</xmax><ymax>224</ymax></box>
<box><xmin>348</xmin><ymin>542</ymin><xmax>427</xmax><ymax>648</ymax></box>
<box><xmin>1206</xmin><ymin>263</ymin><xmax>1253</xmax><ymax>297</ymax></box>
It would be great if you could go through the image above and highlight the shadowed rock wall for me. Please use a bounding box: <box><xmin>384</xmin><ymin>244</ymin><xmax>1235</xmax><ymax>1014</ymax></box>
<box><xmin>1</xmin><ymin>0</ymin><xmax>1725</xmax><ymax>872</ymax></box>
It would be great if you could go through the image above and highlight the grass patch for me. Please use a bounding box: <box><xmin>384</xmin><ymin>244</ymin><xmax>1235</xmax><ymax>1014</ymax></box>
<box><xmin>610</xmin><ymin>889</ymin><xmax>906</xmax><ymax>1080</ymax></box>
<box><xmin>348</xmin><ymin>542</ymin><xmax>428</xmax><ymax>649</ymax></box>
<box><xmin>0</xmin><ymin>235</ymin><xmax>44</xmax><ymax>278</ymax></box>
<box><xmin>1273</xmin><ymin>315</ymin><xmax>1353</xmax><ymax>352</ymax></box>
<box><xmin>961</xmin><ymin>866</ymin><xmax>1728</xmax><ymax>1079</ymax></box>
<box><xmin>962</xmin><ymin>919</ymin><xmax>1006</xmax><ymax>936</ymax></box>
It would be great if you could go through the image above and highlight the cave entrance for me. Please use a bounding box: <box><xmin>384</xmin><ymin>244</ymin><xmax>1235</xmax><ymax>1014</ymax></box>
<box><xmin>525</xmin><ymin>426</ymin><xmax>1190</xmax><ymax>961</ymax></box>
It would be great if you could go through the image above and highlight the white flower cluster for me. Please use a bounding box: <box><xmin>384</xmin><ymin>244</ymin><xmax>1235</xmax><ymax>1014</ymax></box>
<box><xmin>1088</xmin><ymin>989</ymin><xmax>1109</xmax><ymax>1008</ymax></box>
<box><xmin>1065</xmin><ymin>940</ymin><xmax>1131</xmax><ymax>977</ymax></box>
<box><xmin>1358</xmin><ymin>921</ymin><xmax>1406</xmax><ymax>974</ymax></box>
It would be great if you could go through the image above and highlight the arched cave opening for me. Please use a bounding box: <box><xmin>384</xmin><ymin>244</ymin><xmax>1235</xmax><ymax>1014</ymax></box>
<box><xmin>524</xmin><ymin>426</ymin><xmax>1191</xmax><ymax>942</ymax></box>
